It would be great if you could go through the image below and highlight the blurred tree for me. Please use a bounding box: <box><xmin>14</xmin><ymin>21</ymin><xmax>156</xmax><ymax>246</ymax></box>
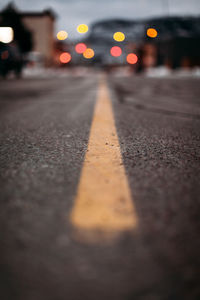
<box><xmin>0</xmin><ymin>2</ymin><xmax>33</xmax><ymax>53</ymax></box>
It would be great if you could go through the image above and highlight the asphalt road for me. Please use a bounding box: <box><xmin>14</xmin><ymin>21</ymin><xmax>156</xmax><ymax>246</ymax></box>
<box><xmin>0</xmin><ymin>73</ymin><xmax>200</xmax><ymax>300</ymax></box>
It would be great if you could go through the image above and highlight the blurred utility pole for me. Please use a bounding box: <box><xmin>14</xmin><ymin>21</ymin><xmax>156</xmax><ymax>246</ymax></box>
<box><xmin>163</xmin><ymin>0</ymin><xmax>170</xmax><ymax>16</ymax></box>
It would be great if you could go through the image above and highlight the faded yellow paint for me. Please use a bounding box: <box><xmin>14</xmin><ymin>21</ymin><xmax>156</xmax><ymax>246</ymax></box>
<box><xmin>70</xmin><ymin>78</ymin><xmax>138</xmax><ymax>242</ymax></box>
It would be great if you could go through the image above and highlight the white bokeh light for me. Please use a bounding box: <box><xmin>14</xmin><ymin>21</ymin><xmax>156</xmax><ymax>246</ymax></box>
<box><xmin>0</xmin><ymin>27</ymin><xmax>14</xmax><ymax>43</ymax></box>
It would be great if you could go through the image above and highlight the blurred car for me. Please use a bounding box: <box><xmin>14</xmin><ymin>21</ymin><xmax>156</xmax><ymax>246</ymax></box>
<box><xmin>0</xmin><ymin>42</ymin><xmax>24</xmax><ymax>78</ymax></box>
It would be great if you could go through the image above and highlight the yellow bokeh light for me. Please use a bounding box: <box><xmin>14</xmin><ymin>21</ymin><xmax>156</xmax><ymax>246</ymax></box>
<box><xmin>113</xmin><ymin>32</ymin><xmax>125</xmax><ymax>42</ymax></box>
<box><xmin>83</xmin><ymin>48</ymin><xmax>94</xmax><ymax>59</ymax></box>
<box><xmin>147</xmin><ymin>28</ymin><xmax>158</xmax><ymax>38</ymax></box>
<box><xmin>77</xmin><ymin>24</ymin><xmax>88</xmax><ymax>34</ymax></box>
<box><xmin>57</xmin><ymin>31</ymin><xmax>68</xmax><ymax>40</ymax></box>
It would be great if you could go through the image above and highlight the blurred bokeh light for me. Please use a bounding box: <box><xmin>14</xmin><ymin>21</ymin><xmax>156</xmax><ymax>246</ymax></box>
<box><xmin>147</xmin><ymin>28</ymin><xmax>158</xmax><ymax>38</ymax></box>
<box><xmin>0</xmin><ymin>27</ymin><xmax>14</xmax><ymax>43</ymax></box>
<box><xmin>60</xmin><ymin>52</ymin><xmax>71</xmax><ymax>63</ymax></box>
<box><xmin>83</xmin><ymin>48</ymin><xmax>95</xmax><ymax>59</ymax></box>
<box><xmin>77</xmin><ymin>24</ymin><xmax>88</xmax><ymax>34</ymax></box>
<box><xmin>113</xmin><ymin>32</ymin><xmax>125</xmax><ymax>42</ymax></box>
<box><xmin>127</xmin><ymin>53</ymin><xmax>138</xmax><ymax>64</ymax></box>
<box><xmin>110</xmin><ymin>46</ymin><xmax>122</xmax><ymax>57</ymax></box>
<box><xmin>57</xmin><ymin>30</ymin><xmax>68</xmax><ymax>40</ymax></box>
<box><xmin>75</xmin><ymin>43</ymin><xmax>87</xmax><ymax>54</ymax></box>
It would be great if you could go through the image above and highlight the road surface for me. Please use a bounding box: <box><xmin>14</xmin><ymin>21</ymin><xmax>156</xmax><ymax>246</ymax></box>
<box><xmin>0</xmin><ymin>73</ymin><xmax>200</xmax><ymax>300</ymax></box>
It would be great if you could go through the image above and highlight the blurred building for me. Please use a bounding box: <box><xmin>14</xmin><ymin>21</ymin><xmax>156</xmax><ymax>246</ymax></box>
<box><xmin>20</xmin><ymin>9</ymin><xmax>56</xmax><ymax>66</ymax></box>
<box><xmin>0</xmin><ymin>4</ymin><xmax>56</xmax><ymax>66</ymax></box>
<box><xmin>83</xmin><ymin>17</ymin><xmax>200</xmax><ymax>69</ymax></box>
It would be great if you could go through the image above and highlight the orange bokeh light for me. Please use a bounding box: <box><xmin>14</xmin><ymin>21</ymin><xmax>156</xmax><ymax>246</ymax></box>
<box><xmin>60</xmin><ymin>52</ymin><xmax>71</xmax><ymax>64</ymax></box>
<box><xmin>147</xmin><ymin>28</ymin><xmax>158</xmax><ymax>38</ymax></box>
<box><xmin>127</xmin><ymin>53</ymin><xmax>138</xmax><ymax>64</ymax></box>
<box><xmin>110</xmin><ymin>46</ymin><xmax>122</xmax><ymax>57</ymax></box>
<box><xmin>75</xmin><ymin>43</ymin><xmax>87</xmax><ymax>54</ymax></box>
<box><xmin>83</xmin><ymin>48</ymin><xmax>95</xmax><ymax>59</ymax></box>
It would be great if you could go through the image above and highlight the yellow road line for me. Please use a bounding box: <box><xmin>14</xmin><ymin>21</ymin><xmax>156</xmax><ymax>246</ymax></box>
<box><xmin>70</xmin><ymin>78</ymin><xmax>138</xmax><ymax>242</ymax></box>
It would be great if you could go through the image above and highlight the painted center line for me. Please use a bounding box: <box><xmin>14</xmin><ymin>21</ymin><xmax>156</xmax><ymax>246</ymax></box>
<box><xmin>70</xmin><ymin>78</ymin><xmax>138</xmax><ymax>242</ymax></box>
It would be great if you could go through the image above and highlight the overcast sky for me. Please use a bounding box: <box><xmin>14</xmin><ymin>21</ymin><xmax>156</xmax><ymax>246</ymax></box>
<box><xmin>0</xmin><ymin>0</ymin><xmax>200</xmax><ymax>38</ymax></box>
